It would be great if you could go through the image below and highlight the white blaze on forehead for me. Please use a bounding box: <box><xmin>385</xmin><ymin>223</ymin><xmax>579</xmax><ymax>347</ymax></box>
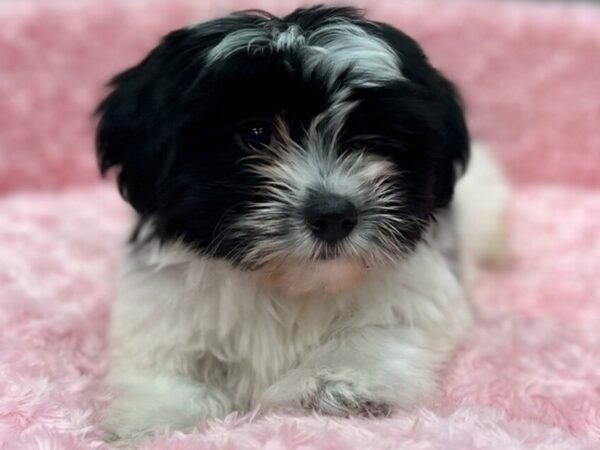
<box><xmin>206</xmin><ymin>28</ymin><xmax>272</xmax><ymax>62</ymax></box>
<box><xmin>304</xmin><ymin>21</ymin><xmax>403</xmax><ymax>87</ymax></box>
<box><xmin>205</xmin><ymin>20</ymin><xmax>403</xmax><ymax>86</ymax></box>
<box><xmin>273</xmin><ymin>24</ymin><xmax>305</xmax><ymax>51</ymax></box>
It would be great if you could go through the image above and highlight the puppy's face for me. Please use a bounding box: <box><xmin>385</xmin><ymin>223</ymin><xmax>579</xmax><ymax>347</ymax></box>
<box><xmin>96</xmin><ymin>6</ymin><xmax>469</xmax><ymax>295</ymax></box>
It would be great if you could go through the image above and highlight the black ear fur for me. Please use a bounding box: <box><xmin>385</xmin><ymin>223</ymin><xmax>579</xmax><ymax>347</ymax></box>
<box><xmin>369</xmin><ymin>22</ymin><xmax>470</xmax><ymax>209</ymax></box>
<box><xmin>96</xmin><ymin>34</ymin><xmax>177</xmax><ymax>214</ymax></box>
<box><xmin>94</xmin><ymin>24</ymin><xmax>232</xmax><ymax>213</ymax></box>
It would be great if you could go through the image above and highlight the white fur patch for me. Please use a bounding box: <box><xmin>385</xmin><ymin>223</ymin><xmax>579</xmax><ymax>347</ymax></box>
<box><xmin>206</xmin><ymin>20</ymin><xmax>402</xmax><ymax>87</ymax></box>
<box><xmin>273</xmin><ymin>25</ymin><xmax>305</xmax><ymax>51</ymax></box>
<box><xmin>304</xmin><ymin>21</ymin><xmax>403</xmax><ymax>87</ymax></box>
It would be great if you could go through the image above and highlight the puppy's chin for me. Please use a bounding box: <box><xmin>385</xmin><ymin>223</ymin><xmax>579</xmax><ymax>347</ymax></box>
<box><xmin>256</xmin><ymin>257</ymin><xmax>369</xmax><ymax>297</ymax></box>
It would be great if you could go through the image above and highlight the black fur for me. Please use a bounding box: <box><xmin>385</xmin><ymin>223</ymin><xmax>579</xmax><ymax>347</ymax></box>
<box><xmin>95</xmin><ymin>5</ymin><xmax>469</xmax><ymax>264</ymax></box>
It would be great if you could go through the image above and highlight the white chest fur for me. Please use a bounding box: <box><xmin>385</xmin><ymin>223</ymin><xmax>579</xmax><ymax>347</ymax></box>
<box><xmin>108</xmin><ymin>238</ymin><xmax>469</xmax><ymax>409</ymax></box>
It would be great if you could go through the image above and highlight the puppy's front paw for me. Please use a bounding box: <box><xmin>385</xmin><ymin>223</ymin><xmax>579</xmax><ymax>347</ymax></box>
<box><xmin>300</xmin><ymin>376</ymin><xmax>391</xmax><ymax>417</ymax></box>
<box><xmin>101</xmin><ymin>428</ymin><xmax>145</xmax><ymax>449</ymax></box>
<box><xmin>101</xmin><ymin>373</ymin><xmax>232</xmax><ymax>445</ymax></box>
<box><xmin>261</xmin><ymin>369</ymin><xmax>392</xmax><ymax>418</ymax></box>
<box><xmin>100</xmin><ymin>402</ymin><xmax>165</xmax><ymax>447</ymax></box>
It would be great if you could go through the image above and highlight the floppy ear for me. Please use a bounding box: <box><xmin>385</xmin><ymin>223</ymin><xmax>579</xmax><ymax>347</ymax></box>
<box><xmin>96</xmin><ymin>33</ymin><xmax>177</xmax><ymax>214</ymax></box>
<box><xmin>95</xmin><ymin>25</ymin><xmax>228</xmax><ymax>213</ymax></box>
<box><xmin>371</xmin><ymin>22</ymin><xmax>470</xmax><ymax>209</ymax></box>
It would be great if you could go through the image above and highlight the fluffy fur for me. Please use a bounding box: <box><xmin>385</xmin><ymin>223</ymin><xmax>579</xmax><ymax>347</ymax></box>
<box><xmin>93</xmin><ymin>5</ymin><xmax>487</xmax><ymax>443</ymax></box>
<box><xmin>3</xmin><ymin>0</ymin><xmax>599</xmax><ymax>449</ymax></box>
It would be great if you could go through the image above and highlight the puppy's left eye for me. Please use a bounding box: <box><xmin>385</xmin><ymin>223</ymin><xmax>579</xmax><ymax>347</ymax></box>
<box><xmin>235</xmin><ymin>121</ymin><xmax>272</xmax><ymax>150</ymax></box>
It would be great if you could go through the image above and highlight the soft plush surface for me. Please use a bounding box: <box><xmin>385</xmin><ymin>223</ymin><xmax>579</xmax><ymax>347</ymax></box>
<box><xmin>1</xmin><ymin>0</ymin><xmax>599</xmax><ymax>448</ymax></box>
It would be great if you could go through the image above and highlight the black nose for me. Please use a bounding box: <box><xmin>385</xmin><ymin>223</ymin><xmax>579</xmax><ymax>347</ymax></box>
<box><xmin>304</xmin><ymin>194</ymin><xmax>358</xmax><ymax>243</ymax></box>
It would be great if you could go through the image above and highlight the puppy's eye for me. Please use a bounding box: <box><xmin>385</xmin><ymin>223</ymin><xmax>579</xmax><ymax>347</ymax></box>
<box><xmin>235</xmin><ymin>121</ymin><xmax>272</xmax><ymax>150</ymax></box>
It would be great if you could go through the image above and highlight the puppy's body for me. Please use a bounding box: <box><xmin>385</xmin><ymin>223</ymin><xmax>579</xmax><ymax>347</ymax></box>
<box><xmin>105</xmin><ymin>230</ymin><xmax>469</xmax><ymax>438</ymax></box>
<box><xmin>96</xmin><ymin>6</ymin><xmax>507</xmax><ymax>442</ymax></box>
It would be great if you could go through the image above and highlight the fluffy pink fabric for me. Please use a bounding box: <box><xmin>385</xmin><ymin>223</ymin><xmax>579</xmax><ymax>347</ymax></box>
<box><xmin>1</xmin><ymin>0</ymin><xmax>599</xmax><ymax>448</ymax></box>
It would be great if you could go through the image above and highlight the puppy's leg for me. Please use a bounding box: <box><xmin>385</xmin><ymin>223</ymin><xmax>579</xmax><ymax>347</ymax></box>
<box><xmin>101</xmin><ymin>252</ymin><xmax>232</xmax><ymax>443</ymax></box>
<box><xmin>259</xmin><ymin>325</ymin><xmax>453</xmax><ymax>416</ymax></box>
<box><xmin>103</xmin><ymin>370</ymin><xmax>231</xmax><ymax>443</ymax></box>
<box><xmin>455</xmin><ymin>142</ymin><xmax>510</xmax><ymax>267</ymax></box>
<box><xmin>260</xmin><ymin>245</ymin><xmax>470</xmax><ymax>416</ymax></box>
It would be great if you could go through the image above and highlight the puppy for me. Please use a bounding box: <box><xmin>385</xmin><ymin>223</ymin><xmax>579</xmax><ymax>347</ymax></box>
<box><xmin>96</xmin><ymin>5</ymin><xmax>507</xmax><ymax>442</ymax></box>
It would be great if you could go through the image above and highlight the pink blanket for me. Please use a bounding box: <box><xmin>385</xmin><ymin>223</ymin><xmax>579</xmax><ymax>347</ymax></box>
<box><xmin>1</xmin><ymin>0</ymin><xmax>599</xmax><ymax>448</ymax></box>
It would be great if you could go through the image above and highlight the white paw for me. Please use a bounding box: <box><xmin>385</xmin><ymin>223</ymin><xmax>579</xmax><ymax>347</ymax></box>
<box><xmin>300</xmin><ymin>375</ymin><xmax>392</xmax><ymax>417</ymax></box>
<box><xmin>101</xmin><ymin>373</ymin><xmax>232</xmax><ymax>443</ymax></box>
<box><xmin>261</xmin><ymin>369</ymin><xmax>393</xmax><ymax>417</ymax></box>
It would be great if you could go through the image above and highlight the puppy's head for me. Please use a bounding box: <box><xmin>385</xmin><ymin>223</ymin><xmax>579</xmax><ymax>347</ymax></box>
<box><xmin>96</xmin><ymin>6</ymin><xmax>469</xmax><ymax>295</ymax></box>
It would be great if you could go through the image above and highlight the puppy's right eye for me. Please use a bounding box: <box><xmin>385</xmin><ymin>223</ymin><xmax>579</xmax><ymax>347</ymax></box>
<box><xmin>235</xmin><ymin>121</ymin><xmax>272</xmax><ymax>150</ymax></box>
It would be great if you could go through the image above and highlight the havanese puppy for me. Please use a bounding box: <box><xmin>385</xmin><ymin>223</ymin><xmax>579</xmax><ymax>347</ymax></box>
<box><xmin>96</xmin><ymin>5</ymin><xmax>508</xmax><ymax>443</ymax></box>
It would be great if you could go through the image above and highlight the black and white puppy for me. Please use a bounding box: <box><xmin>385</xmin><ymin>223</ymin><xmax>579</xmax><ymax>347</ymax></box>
<box><xmin>96</xmin><ymin>5</ymin><xmax>507</xmax><ymax>442</ymax></box>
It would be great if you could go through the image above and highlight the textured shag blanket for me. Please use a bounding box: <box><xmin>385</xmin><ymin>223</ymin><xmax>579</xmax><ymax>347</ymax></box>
<box><xmin>1</xmin><ymin>0</ymin><xmax>599</xmax><ymax>448</ymax></box>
